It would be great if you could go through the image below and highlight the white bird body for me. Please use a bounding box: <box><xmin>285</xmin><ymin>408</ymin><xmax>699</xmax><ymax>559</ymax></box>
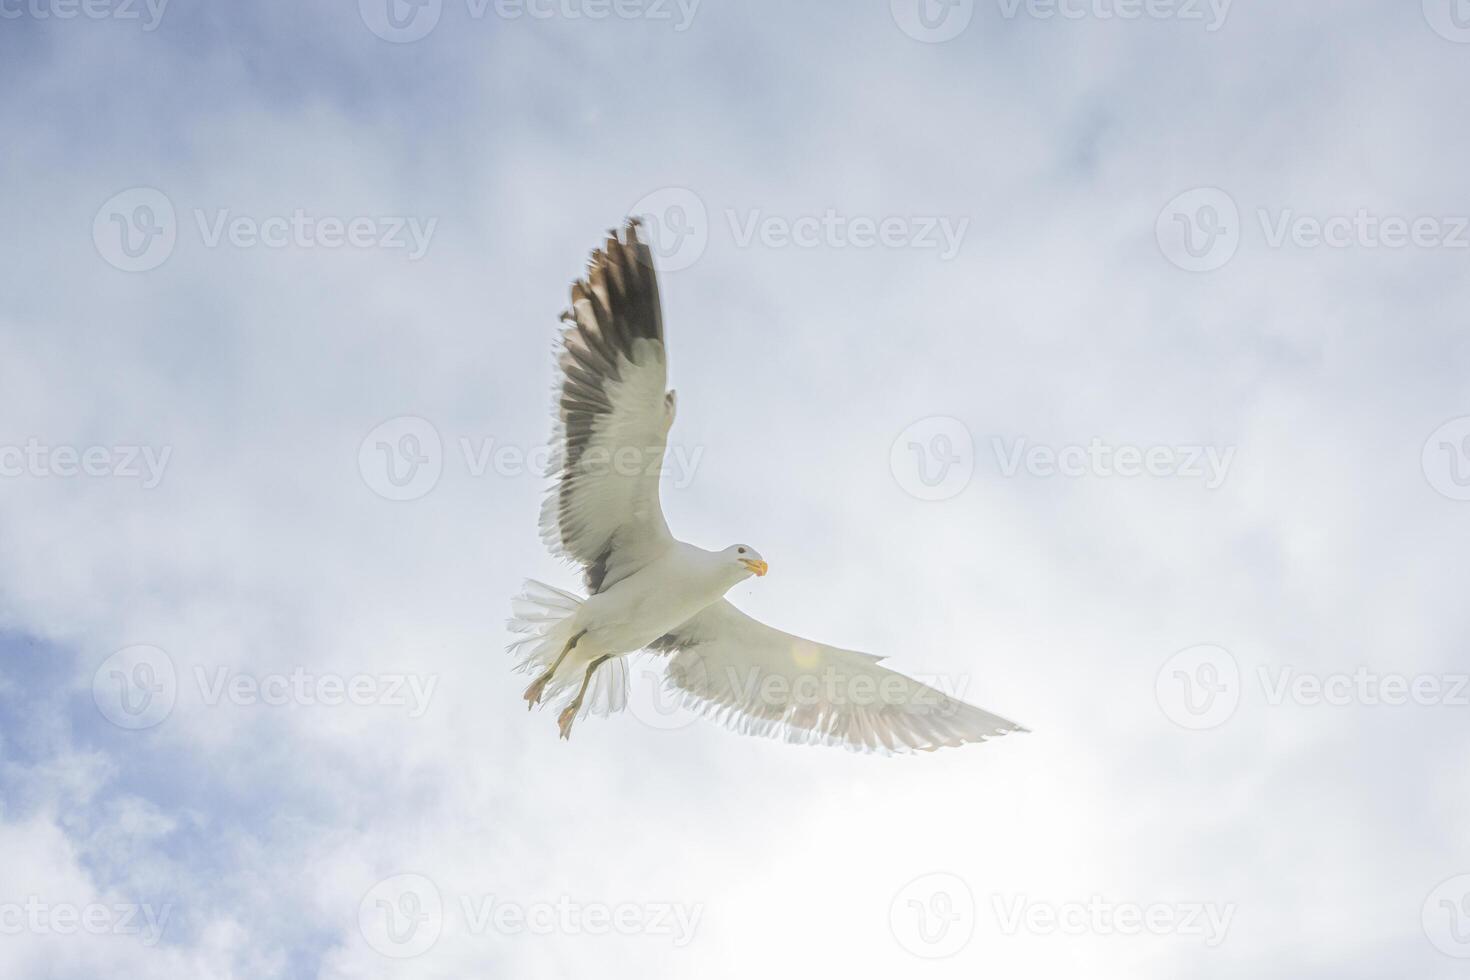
<box><xmin>576</xmin><ymin>545</ymin><xmax>741</xmax><ymax>655</ymax></box>
<box><xmin>508</xmin><ymin>220</ymin><xmax>1028</xmax><ymax>752</ymax></box>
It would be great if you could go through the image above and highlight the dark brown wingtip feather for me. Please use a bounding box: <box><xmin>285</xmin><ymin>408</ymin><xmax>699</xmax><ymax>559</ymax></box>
<box><xmin>564</xmin><ymin>219</ymin><xmax>664</xmax><ymax>347</ymax></box>
<box><xmin>619</xmin><ymin>215</ymin><xmax>660</xmax><ymax>279</ymax></box>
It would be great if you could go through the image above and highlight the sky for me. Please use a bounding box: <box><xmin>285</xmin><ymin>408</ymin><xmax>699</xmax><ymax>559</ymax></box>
<box><xmin>2</xmin><ymin>0</ymin><xmax>1470</xmax><ymax>977</ymax></box>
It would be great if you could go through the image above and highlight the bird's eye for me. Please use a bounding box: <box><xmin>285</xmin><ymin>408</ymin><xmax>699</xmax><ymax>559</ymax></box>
<box><xmin>738</xmin><ymin>547</ymin><xmax>746</xmax><ymax>554</ymax></box>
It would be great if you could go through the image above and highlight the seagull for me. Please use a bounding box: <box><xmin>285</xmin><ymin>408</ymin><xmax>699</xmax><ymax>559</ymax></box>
<box><xmin>508</xmin><ymin>219</ymin><xmax>1028</xmax><ymax>752</ymax></box>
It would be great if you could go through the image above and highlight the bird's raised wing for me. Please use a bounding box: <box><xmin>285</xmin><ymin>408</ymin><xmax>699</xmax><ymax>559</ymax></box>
<box><xmin>541</xmin><ymin>220</ymin><xmax>676</xmax><ymax>594</ymax></box>
<box><xmin>652</xmin><ymin>601</ymin><xmax>1028</xmax><ymax>753</ymax></box>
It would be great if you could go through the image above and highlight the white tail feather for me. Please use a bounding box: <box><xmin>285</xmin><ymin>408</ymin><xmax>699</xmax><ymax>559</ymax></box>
<box><xmin>506</xmin><ymin>580</ymin><xmax>584</xmax><ymax>673</ymax></box>
<box><xmin>506</xmin><ymin>579</ymin><xmax>627</xmax><ymax>719</ymax></box>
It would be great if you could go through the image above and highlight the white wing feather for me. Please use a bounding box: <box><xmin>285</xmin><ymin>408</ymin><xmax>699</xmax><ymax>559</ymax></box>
<box><xmin>657</xmin><ymin>601</ymin><xmax>1028</xmax><ymax>754</ymax></box>
<box><xmin>540</xmin><ymin>222</ymin><xmax>675</xmax><ymax>594</ymax></box>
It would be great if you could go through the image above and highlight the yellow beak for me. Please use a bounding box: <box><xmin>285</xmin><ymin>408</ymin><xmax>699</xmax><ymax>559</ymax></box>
<box><xmin>741</xmin><ymin>558</ymin><xmax>769</xmax><ymax>577</ymax></box>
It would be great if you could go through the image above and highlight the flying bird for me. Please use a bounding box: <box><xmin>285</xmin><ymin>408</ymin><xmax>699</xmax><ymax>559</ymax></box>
<box><xmin>508</xmin><ymin>219</ymin><xmax>1027</xmax><ymax>752</ymax></box>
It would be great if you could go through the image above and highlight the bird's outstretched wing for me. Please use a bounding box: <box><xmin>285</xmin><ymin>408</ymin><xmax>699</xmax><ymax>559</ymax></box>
<box><xmin>541</xmin><ymin>220</ymin><xmax>675</xmax><ymax>594</ymax></box>
<box><xmin>652</xmin><ymin>601</ymin><xmax>1028</xmax><ymax>753</ymax></box>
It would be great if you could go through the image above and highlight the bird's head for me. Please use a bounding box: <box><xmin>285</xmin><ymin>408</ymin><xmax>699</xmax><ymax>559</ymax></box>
<box><xmin>724</xmin><ymin>544</ymin><xmax>768</xmax><ymax>579</ymax></box>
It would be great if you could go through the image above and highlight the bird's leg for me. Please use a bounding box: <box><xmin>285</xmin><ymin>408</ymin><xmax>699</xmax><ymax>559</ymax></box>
<box><xmin>524</xmin><ymin>630</ymin><xmax>585</xmax><ymax>709</ymax></box>
<box><xmin>558</xmin><ymin>654</ymin><xmax>611</xmax><ymax>740</ymax></box>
